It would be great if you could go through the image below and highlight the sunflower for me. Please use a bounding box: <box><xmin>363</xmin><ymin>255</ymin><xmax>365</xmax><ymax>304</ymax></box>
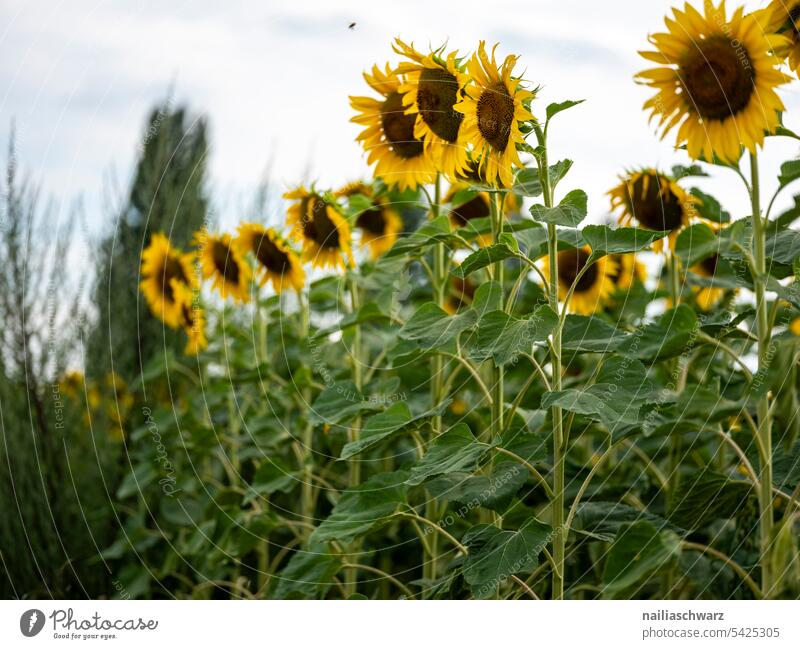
<box><xmin>791</xmin><ymin>316</ymin><xmax>800</xmax><ymax>336</ymax></box>
<box><xmin>140</xmin><ymin>233</ymin><xmax>196</xmax><ymax>329</ymax></box>
<box><xmin>636</xmin><ymin>1</ymin><xmax>789</xmax><ymax>164</ymax></box>
<box><xmin>354</xmin><ymin>197</ymin><xmax>403</xmax><ymax>259</ymax></box>
<box><xmin>444</xmin><ymin>183</ymin><xmax>519</xmax><ymax>246</ymax></box>
<box><xmin>453</xmin><ymin>42</ymin><xmax>534</xmax><ymax>188</ymax></box>
<box><xmin>608</xmin><ymin>253</ymin><xmax>648</xmax><ymax>291</ymax></box>
<box><xmin>609</xmin><ymin>169</ymin><xmax>698</xmax><ymax>251</ymax></box>
<box><xmin>285</xmin><ymin>186</ymin><xmax>353</xmax><ymax>270</ymax></box>
<box><xmin>541</xmin><ymin>246</ymin><xmax>618</xmax><ymax>315</ymax></box>
<box><xmin>444</xmin><ymin>274</ymin><xmax>476</xmax><ymax>314</ymax></box>
<box><xmin>761</xmin><ymin>1</ymin><xmax>800</xmax><ymax>76</ymax></box>
<box><xmin>236</xmin><ymin>224</ymin><xmax>305</xmax><ymax>293</ymax></box>
<box><xmin>59</xmin><ymin>371</ymin><xmax>85</xmax><ymax>400</ymax></box>
<box><xmin>195</xmin><ymin>229</ymin><xmax>252</xmax><ymax>303</ymax></box>
<box><xmin>172</xmin><ymin>281</ymin><xmax>208</xmax><ymax>355</ymax></box>
<box><xmin>350</xmin><ymin>64</ymin><xmax>438</xmax><ymax>190</ymax></box>
<box><xmin>393</xmin><ymin>39</ymin><xmax>471</xmax><ymax>179</ymax></box>
<box><xmin>689</xmin><ymin>253</ymin><xmax>726</xmax><ymax>310</ymax></box>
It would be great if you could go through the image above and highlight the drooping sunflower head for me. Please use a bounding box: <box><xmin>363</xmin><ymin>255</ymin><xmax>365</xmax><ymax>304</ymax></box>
<box><xmin>454</xmin><ymin>42</ymin><xmax>535</xmax><ymax>188</ymax></box>
<box><xmin>690</xmin><ymin>253</ymin><xmax>727</xmax><ymax>310</ymax></box>
<box><xmin>140</xmin><ymin>232</ymin><xmax>196</xmax><ymax>329</ymax></box>
<box><xmin>194</xmin><ymin>229</ymin><xmax>252</xmax><ymax>303</ymax></box>
<box><xmin>285</xmin><ymin>186</ymin><xmax>354</xmax><ymax>270</ymax></box>
<box><xmin>444</xmin><ymin>183</ymin><xmax>519</xmax><ymax>246</ymax></box>
<box><xmin>542</xmin><ymin>246</ymin><xmax>618</xmax><ymax>315</ymax></box>
<box><xmin>636</xmin><ymin>1</ymin><xmax>790</xmax><ymax>164</ymax></box>
<box><xmin>393</xmin><ymin>38</ymin><xmax>470</xmax><ymax>179</ymax></box>
<box><xmin>609</xmin><ymin>169</ymin><xmax>697</xmax><ymax>251</ymax></box>
<box><xmin>608</xmin><ymin>253</ymin><xmax>648</xmax><ymax>292</ymax></box>
<box><xmin>760</xmin><ymin>1</ymin><xmax>800</xmax><ymax>77</ymax></box>
<box><xmin>350</xmin><ymin>64</ymin><xmax>438</xmax><ymax>191</ymax></box>
<box><xmin>171</xmin><ymin>281</ymin><xmax>208</xmax><ymax>355</ymax></box>
<box><xmin>236</xmin><ymin>224</ymin><xmax>305</xmax><ymax>294</ymax></box>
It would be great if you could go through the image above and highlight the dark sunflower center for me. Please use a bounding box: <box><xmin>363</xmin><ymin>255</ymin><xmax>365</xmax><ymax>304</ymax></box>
<box><xmin>627</xmin><ymin>174</ymin><xmax>685</xmax><ymax>231</ymax></box>
<box><xmin>678</xmin><ymin>35</ymin><xmax>755</xmax><ymax>121</ymax></box>
<box><xmin>476</xmin><ymin>82</ymin><xmax>515</xmax><ymax>152</ymax></box>
<box><xmin>161</xmin><ymin>255</ymin><xmax>188</xmax><ymax>302</ymax></box>
<box><xmin>416</xmin><ymin>67</ymin><xmax>463</xmax><ymax>143</ymax></box>
<box><xmin>450</xmin><ymin>195</ymin><xmax>490</xmax><ymax>226</ymax></box>
<box><xmin>356</xmin><ymin>205</ymin><xmax>387</xmax><ymax>235</ymax></box>
<box><xmin>783</xmin><ymin>5</ymin><xmax>800</xmax><ymax>38</ymax></box>
<box><xmin>211</xmin><ymin>240</ymin><xmax>240</xmax><ymax>284</ymax></box>
<box><xmin>380</xmin><ymin>92</ymin><xmax>425</xmax><ymax>159</ymax></box>
<box><xmin>303</xmin><ymin>198</ymin><xmax>341</xmax><ymax>249</ymax></box>
<box><xmin>558</xmin><ymin>248</ymin><xmax>597</xmax><ymax>293</ymax></box>
<box><xmin>700</xmin><ymin>254</ymin><xmax>719</xmax><ymax>275</ymax></box>
<box><xmin>254</xmin><ymin>233</ymin><xmax>291</xmax><ymax>275</ymax></box>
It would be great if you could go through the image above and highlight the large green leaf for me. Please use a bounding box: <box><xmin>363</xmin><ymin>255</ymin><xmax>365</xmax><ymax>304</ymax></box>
<box><xmin>516</xmin><ymin>223</ymin><xmax>584</xmax><ymax>260</ymax></box>
<box><xmin>462</xmin><ymin>517</ymin><xmax>552</xmax><ymax>598</ymax></box>
<box><xmin>675</xmin><ymin>223</ymin><xmax>721</xmax><ymax>267</ymax></box>
<box><xmin>406</xmin><ymin>424</ymin><xmax>490</xmax><ymax>486</ymax></box>
<box><xmin>561</xmin><ymin>315</ymin><xmax>628</xmax><ymax>353</ymax></box>
<box><xmin>778</xmin><ymin>159</ymin><xmax>800</xmax><ymax>189</ymax></box>
<box><xmin>385</xmin><ymin>215</ymin><xmax>452</xmax><ymax>257</ymax></box>
<box><xmin>582</xmin><ymin>225</ymin><xmax>668</xmax><ymax>256</ymax></box>
<box><xmin>310</xmin><ymin>381</ymin><xmax>383</xmax><ymax>425</ymax></box>
<box><xmin>690</xmin><ymin>188</ymin><xmax>730</xmax><ymax>223</ymax></box>
<box><xmin>573</xmin><ymin>502</ymin><xmax>679</xmax><ymax>542</ymax></box>
<box><xmin>451</xmin><ymin>244</ymin><xmax>519</xmax><ymax>279</ymax></box>
<box><xmin>766</xmin><ymin>227</ymin><xmax>800</xmax><ymax>265</ymax></box>
<box><xmin>271</xmin><ymin>544</ymin><xmax>342</xmax><ymax>599</ymax></box>
<box><xmin>602</xmin><ymin>521</ymin><xmax>681</xmax><ymax>597</ymax></box>
<box><xmin>340</xmin><ymin>401</ymin><xmax>449</xmax><ymax>459</ymax></box>
<box><xmin>311</xmin><ymin>471</ymin><xmax>409</xmax><ymax>543</ymax></box>
<box><xmin>529</xmin><ymin>189</ymin><xmax>588</xmax><ymax>227</ymax></box>
<box><xmin>617</xmin><ymin>304</ymin><xmax>698</xmax><ymax>360</ymax></box>
<box><xmin>242</xmin><ymin>457</ymin><xmax>298</xmax><ymax>504</ymax></box>
<box><xmin>425</xmin><ymin>461</ymin><xmax>528</xmax><ymax>512</ymax></box>
<box><xmin>545</xmin><ymin>99</ymin><xmax>585</xmax><ymax>120</ymax></box>
<box><xmin>399</xmin><ymin>302</ymin><xmax>478</xmax><ymax>349</ymax></box>
<box><xmin>470</xmin><ymin>305</ymin><xmax>558</xmax><ymax>365</ymax></box>
<box><xmin>668</xmin><ymin>470</ymin><xmax>753</xmax><ymax>530</ymax></box>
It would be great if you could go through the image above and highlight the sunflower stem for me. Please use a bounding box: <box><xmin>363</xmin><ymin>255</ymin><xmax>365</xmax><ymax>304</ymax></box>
<box><xmin>490</xmin><ymin>191</ymin><xmax>505</xmax><ymax>449</ymax></box>
<box><xmin>749</xmin><ymin>151</ymin><xmax>774</xmax><ymax>598</ymax></box>
<box><xmin>345</xmin><ymin>273</ymin><xmax>363</xmax><ymax>596</ymax></box>
<box><xmin>536</xmin><ymin>122</ymin><xmax>565</xmax><ymax>600</ymax></box>
<box><xmin>299</xmin><ymin>289</ymin><xmax>315</xmax><ymax>535</ymax></box>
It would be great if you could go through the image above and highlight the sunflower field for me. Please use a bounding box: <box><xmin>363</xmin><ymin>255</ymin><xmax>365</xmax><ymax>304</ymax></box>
<box><xmin>26</xmin><ymin>0</ymin><xmax>800</xmax><ymax>601</ymax></box>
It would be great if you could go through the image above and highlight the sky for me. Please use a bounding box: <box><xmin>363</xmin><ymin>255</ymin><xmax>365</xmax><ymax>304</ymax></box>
<box><xmin>2</xmin><ymin>0</ymin><xmax>800</xmax><ymax>235</ymax></box>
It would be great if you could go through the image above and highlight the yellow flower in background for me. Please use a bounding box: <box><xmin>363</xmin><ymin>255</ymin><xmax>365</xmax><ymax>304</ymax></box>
<box><xmin>195</xmin><ymin>230</ymin><xmax>252</xmax><ymax>303</ymax></box>
<box><xmin>236</xmin><ymin>224</ymin><xmax>305</xmax><ymax>294</ymax></box>
<box><xmin>104</xmin><ymin>372</ymin><xmax>134</xmax><ymax>442</ymax></box>
<box><xmin>759</xmin><ymin>1</ymin><xmax>800</xmax><ymax>77</ymax></box>
<box><xmin>285</xmin><ymin>187</ymin><xmax>353</xmax><ymax>270</ymax></box>
<box><xmin>609</xmin><ymin>169</ymin><xmax>697</xmax><ymax>251</ymax></box>
<box><xmin>445</xmin><ymin>182</ymin><xmax>520</xmax><ymax>246</ymax></box>
<box><xmin>608</xmin><ymin>253</ymin><xmax>647</xmax><ymax>292</ymax></box>
<box><xmin>690</xmin><ymin>254</ymin><xmax>726</xmax><ymax>310</ymax></box>
<box><xmin>350</xmin><ymin>64</ymin><xmax>438</xmax><ymax>191</ymax></box>
<box><xmin>636</xmin><ymin>1</ymin><xmax>789</xmax><ymax>163</ymax></box>
<box><xmin>444</xmin><ymin>275</ymin><xmax>476</xmax><ymax>314</ymax></box>
<box><xmin>541</xmin><ymin>246</ymin><xmax>617</xmax><ymax>315</ymax></box>
<box><xmin>355</xmin><ymin>198</ymin><xmax>404</xmax><ymax>260</ymax></box>
<box><xmin>454</xmin><ymin>42</ymin><xmax>534</xmax><ymax>187</ymax></box>
<box><xmin>790</xmin><ymin>317</ymin><xmax>800</xmax><ymax>336</ymax></box>
<box><xmin>393</xmin><ymin>39</ymin><xmax>471</xmax><ymax>179</ymax></box>
<box><xmin>172</xmin><ymin>282</ymin><xmax>208</xmax><ymax>355</ymax></box>
<box><xmin>59</xmin><ymin>371</ymin><xmax>85</xmax><ymax>400</ymax></box>
<box><xmin>140</xmin><ymin>233</ymin><xmax>196</xmax><ymax>329</ymax></box>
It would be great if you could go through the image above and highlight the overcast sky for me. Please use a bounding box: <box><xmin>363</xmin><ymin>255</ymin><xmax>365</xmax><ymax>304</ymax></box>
<box><xmin>2</xmin><ymin>0</ymin><xmax>800</xmax><ymax>234</ymax></box>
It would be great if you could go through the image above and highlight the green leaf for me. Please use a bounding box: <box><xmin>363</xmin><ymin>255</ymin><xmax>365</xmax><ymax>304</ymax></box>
<box><xmin>675</xmin><ymin>223</ymin><xmax>720</xmax><ymax>267</ymax></box>
<box><xmin>311</xmin><ymin>302</ymin><xmax>391</xmax><ymax>340</ymax></box>
<box><xmin>602</xmin><ymin>521</ymin><xmax>681</xmax><ymax>597</ymax></box>
<box><xmin>668</xmin><ymin>470</ymin><xmax>753</xmax><ymax>530</ymax></box>
<box><xmin>406</xmin><ymin>424</ymin><xmax>489</xmax><ymax>486</ymax></box>
<box><xmin>548</xmin><ymin>159</ymin><xmax>573</xmax><ymax>188</ymax></box>
<box><xmin>617</xmin><ymin>304</ymin><xmax>698</xmax><ymax>360</ymax></box>
<box><xmin>671</xmin><ymin>164</ymin><xmax>708</xmax><ymax>179</ymax></box>
<box><xmin>546</xmin><ymin>99</ymin><xmax>585</xmax><ymax>120</ymax></box>
<box><xmin>529</xmin><ymin>189</ymin><xmax>588</xmax><ymax>227</ymax></box>
<box><xmin>462</xmin><ymin>517</ymin><xmax>552</xmax><ymax>598</ymax></box>
<box><xmin>340</xmin><ymin>401</ymin><xmax>449</xmax><ymax>460</ymax></box>
<box><xmin>561</xmin><ymin>315</ymin><xmax>628</xmax><ymax>353</ymax></box>
<box><xmin>690</xmin><ymin>188</ymin><xmax>730</xmax><ymax>223</ymax></box>
<box><xmin>511</xmin><ymin>167</ymin><xmax>543</xmax><ymax>197</ymax></box>
<box><xmin>425</xmin><ymin>461</ymin><xmax>528</xmax><ymax>512</ymax></box>
<box><xmin>573</xmin><ymin>502</ymin><xmax>679</xmax><ymax>542</ymax></box>
<box><xmin>451</xmin><ymin>244</ymin><xmax>518</xmax><ymax>279</ymax></box>
<box><xmin>766</xmin><ymin>227</ymin><xmax>800</xmax><ymax>265</ymax></box>
<box><xmin>773</xmin><ymin>195</ymin><xmax>800</xmax><ymax>229</ymax></box>
<box><xmin>399</xmin><ymin>302</ymin><xmax>478</xmax><ymax>350</ymax></box>
<box><xmin>470</xmin><ymin>305</ymin><xmax>558</xmax><ymax>365</ymax></box>
<box><xmin>516</xmin><ymin>224</ymin><xmax>583</xmax><ymax>260</ymax></box>
<box><xmin>779</xmin><ymin>159</ymin><xmax>800</xmax><ymax>189</ymax></box>
<box><xmin>271</xmin><ymin>544</ymin><xmax>342</xmax><ymax>599</ymax></box>
<box><xmin>311</xmin><ymin>471</ymin><xmax>409</xmax><ymax>543</ymax></box>
<box><xmin>472</xmin><ymin>280</ymin><xmax>504</xmax><ymax>313</ymax></box>
<box><xmin>243</xmin><ymin>457</ymin><xmax>297</xmax><ymax>503</ymax></box>
<box><xmin>582</xmin><ymin>225</ymin><xmax>668</xmax><ymax>256</ymax></box>
<box><xmin>310</xmin><ymin>381</ymin><xmax>383</xmax><ymax>425</ymax></box>
<box><xmin>385</xmin><ymin>215</ymin><xmax>451</xmax><ymax>258</ymax></box>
